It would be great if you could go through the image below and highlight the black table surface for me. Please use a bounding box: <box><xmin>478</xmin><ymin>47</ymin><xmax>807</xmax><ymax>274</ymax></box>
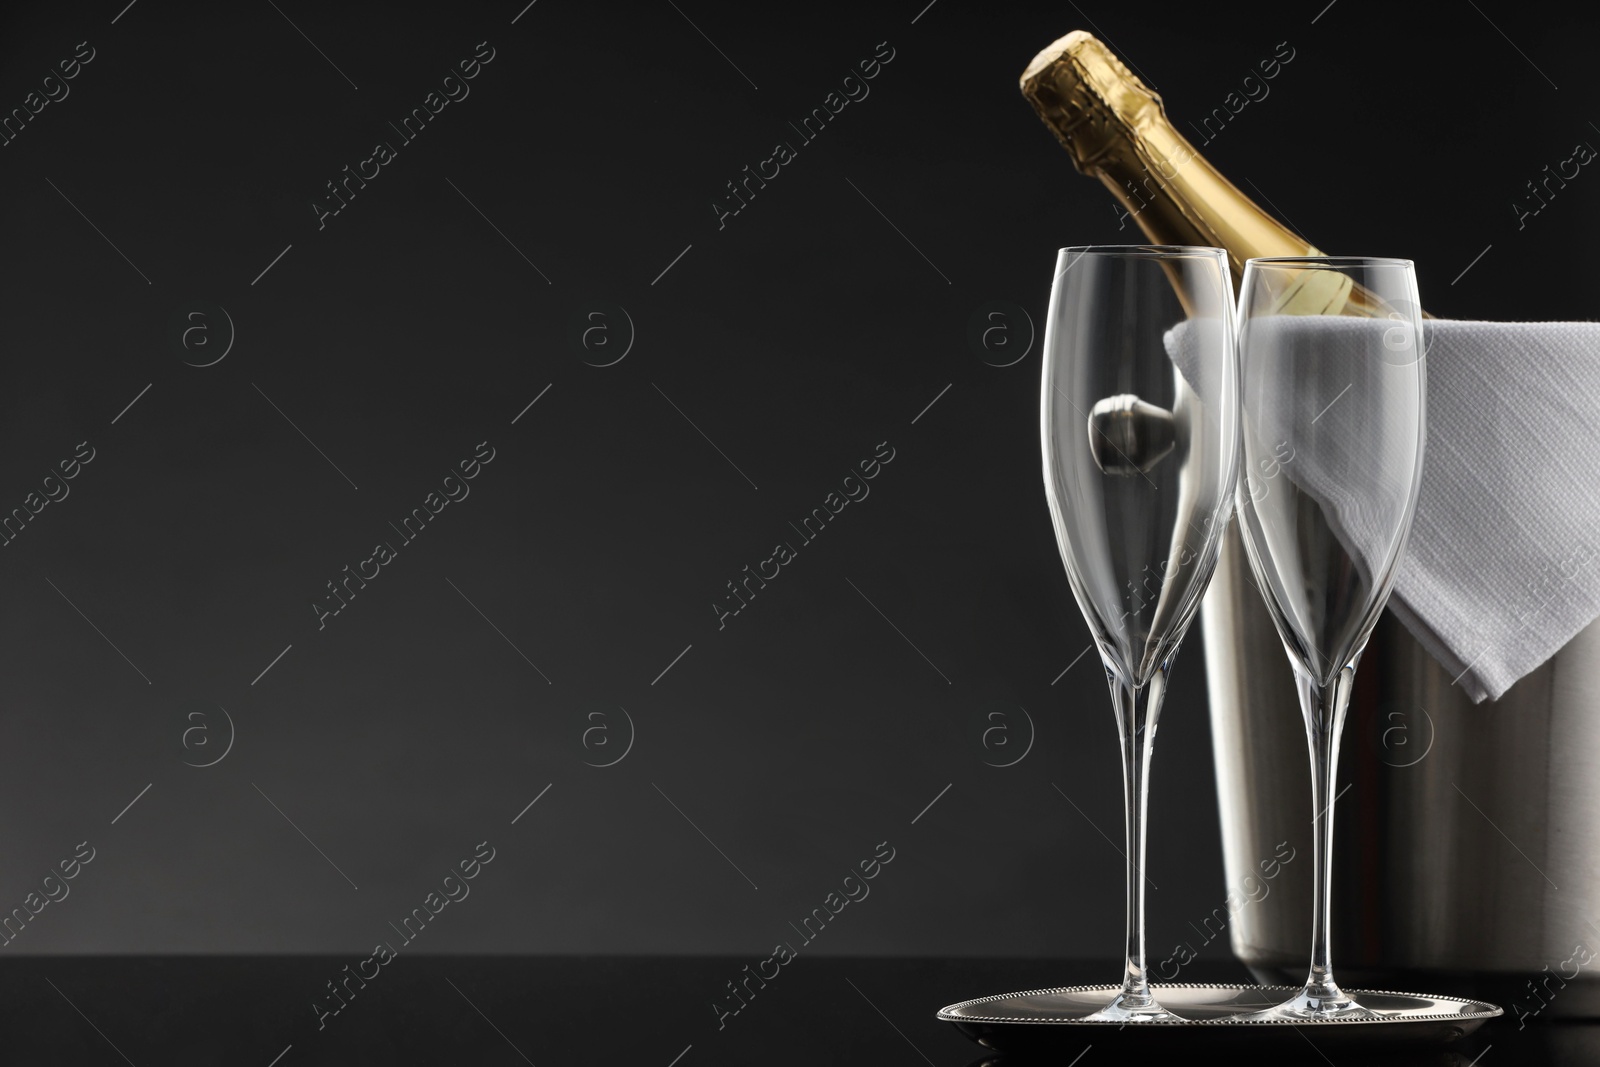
<box><xmin>7</xmin><ymin>955</ymin><xmax>1592</xmax><ymax>1065</ymax></box>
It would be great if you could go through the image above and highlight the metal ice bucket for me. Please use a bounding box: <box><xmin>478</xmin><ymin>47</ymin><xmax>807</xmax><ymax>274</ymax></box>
<box><xmin>1202</xmin><ymin>523</ymin><xmax>1600</xmax><ymax>1018</ymax></box>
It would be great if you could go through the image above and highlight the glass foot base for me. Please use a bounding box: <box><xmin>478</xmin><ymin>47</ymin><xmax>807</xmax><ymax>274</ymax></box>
<box><xmin>1079</xmin><ymin>991</ymin><xmax>1186</xmax><ymax>1023</ymax></box>
<box><xmin>1235</xmin><ymin>987</ymin><xmax>1382</xmax><ymax>1022</ymax></box>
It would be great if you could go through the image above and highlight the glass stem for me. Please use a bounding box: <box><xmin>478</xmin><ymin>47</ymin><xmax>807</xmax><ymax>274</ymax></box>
<box><xmin>1110</xmin><ymin>664</ymin><xmax>1168</xmax><ymax>1007</ymax></box>
<box><xmin>1299</xmin><ymin>663</ymin><xmax>1357</xmax><ymax>1007</ymax></box>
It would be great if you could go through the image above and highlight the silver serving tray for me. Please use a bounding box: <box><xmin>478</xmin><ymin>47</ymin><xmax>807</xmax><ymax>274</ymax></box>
<box><xmin>938</xmin><ymin>983</ymin><xmax>1502</xmax><ymax>1051</ymax></box>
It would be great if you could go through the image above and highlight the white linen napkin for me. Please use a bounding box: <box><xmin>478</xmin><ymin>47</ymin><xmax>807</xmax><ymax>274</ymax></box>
<box><xmin>1167</xmin><ymin>317</ymin><xmax>1600</xmax><ymax>702</ymax></box>
<box><xmin>1388</xmin><ymin>320</ymin><xmax>1600</xmax><ymax>702</ymax></box>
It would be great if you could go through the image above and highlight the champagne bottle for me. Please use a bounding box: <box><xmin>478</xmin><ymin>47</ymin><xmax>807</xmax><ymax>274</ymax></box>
<box><xmin>1020</xmin><ymin>30</ymin><xmax>1366</xmax><ymax>315</ymax></box>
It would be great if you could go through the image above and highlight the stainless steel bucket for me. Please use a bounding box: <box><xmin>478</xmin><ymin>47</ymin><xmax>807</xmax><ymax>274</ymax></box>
<box><xmin>1201</xmin><ymin>523</ymin><xmax>1600</xmax><ymax>1020</ymax></box>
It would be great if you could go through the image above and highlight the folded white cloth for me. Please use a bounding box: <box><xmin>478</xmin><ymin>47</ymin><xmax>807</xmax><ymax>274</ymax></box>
<box><xmin>1389</xmin><ymin>320</ymin><xmax>1600</xmax><ymax>702</ymax></box>
<box><xmin>1169</xmin><ymin>318</ymin><xmax>1600</xmax><ymax>702</ymax></box>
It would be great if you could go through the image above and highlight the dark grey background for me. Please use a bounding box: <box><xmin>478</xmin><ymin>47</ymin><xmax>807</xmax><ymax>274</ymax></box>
<box><xmin>0</xmin><ymin>0</ymin><xmax>1592</xmax><ymax>960</ymax></box>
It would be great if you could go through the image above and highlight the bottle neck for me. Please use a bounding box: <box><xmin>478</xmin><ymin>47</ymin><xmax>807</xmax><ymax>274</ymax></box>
<box><xmin>1092</xmin><ymin>118</ymin><xmax>1319</xmax><ymax>283</ymax></box>
<box><xmin>1023</xmin><ymin>30</ymin><xmax>1406</xmax><ymax>319</ymax></box>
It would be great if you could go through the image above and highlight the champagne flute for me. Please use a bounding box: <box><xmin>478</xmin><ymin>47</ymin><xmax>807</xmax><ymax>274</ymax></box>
<box><xmin>1233</xmin><ymin>256</ymin><xmax>1426</xmax><ymax>1020</ymax></box>
<box><xmin>1041</xmin><ymin>245</ymin><xmax>1239</xmax><ymax>1021</ymax></box>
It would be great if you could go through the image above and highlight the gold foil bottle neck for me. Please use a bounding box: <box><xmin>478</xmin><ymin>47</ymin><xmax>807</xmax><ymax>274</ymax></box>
<box><xmin>1019</xmin><ymin>27</ymin><xmax>1326</xmax><ymax>271</ymax></box>
<box><xmin>1017</xmin><ymin>29</ymin><xmax>1405</xmax><ymax>318</ymax></box>
<box><xmin>1019</xmin><ymin>30</ymin><xmax>1165</xmax><ymax>175</ymax></box>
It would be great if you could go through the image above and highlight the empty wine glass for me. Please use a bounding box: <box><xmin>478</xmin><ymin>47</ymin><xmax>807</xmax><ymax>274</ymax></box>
<box><xmin>1233</xmin><ymin>256</ymin><xmax>1426</xmax><ymax>1020</ymax></box>
<box><xmin>1041</xmin><ymin>245</ymin><xmax>1239</xmax><ymax>1021</ymax></box>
